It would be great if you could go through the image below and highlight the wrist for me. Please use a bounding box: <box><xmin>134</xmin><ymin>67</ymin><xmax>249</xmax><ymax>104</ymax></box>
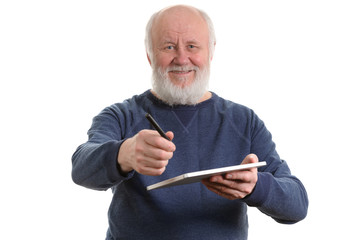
<box><xmin>117</xmin><ymin>139</ymin><xmax>134</xmax><ymax>174</ymax></box>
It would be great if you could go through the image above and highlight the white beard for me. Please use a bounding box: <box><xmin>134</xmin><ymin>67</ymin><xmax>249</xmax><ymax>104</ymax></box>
<box><xmin>151</xmin><ymin>64</ymin><xmax>210</xmax><ymax>106</ymax></box>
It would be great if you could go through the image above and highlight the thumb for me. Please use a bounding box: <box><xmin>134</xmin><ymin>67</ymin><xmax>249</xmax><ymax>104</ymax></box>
<box><xmin>241</xmin><ymin>154</ymin><xmax>259</xmax><ymax>165</ymax></box>
<box><xmin>165</xmin><ymin>131</ymin><xmax>174</xmax><ymax>141</ymax></box>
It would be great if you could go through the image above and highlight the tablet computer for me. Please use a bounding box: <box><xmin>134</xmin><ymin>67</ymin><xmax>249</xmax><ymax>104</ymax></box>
<box><xmin>146</xmin><ymin>161</ymin><xmax>267</xmax><ymax>191</ymax></box>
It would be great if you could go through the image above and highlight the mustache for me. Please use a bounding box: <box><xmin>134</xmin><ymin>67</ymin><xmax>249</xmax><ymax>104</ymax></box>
<box><xmin>166</xmin><ymin>66</ymin><xmax>199</xmax><ymax>72</ymax></box>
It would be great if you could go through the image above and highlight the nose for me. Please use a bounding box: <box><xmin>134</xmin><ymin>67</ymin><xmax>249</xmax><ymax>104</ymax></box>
<box><xmin>172</xmin><ymin>48</ymin><xmax>190</xmax><ymax>66</ymax></box>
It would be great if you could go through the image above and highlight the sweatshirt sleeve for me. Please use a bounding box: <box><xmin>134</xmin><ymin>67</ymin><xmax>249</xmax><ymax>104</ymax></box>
<box><xmin>71</xmin><ymin>105</ymin><xmax>135</xmax><ymax>191</ymax></box>
<box><xmin>242</xmin><ymin>112</ymin><xmax>309</xmax><ymax>224</ymax></box>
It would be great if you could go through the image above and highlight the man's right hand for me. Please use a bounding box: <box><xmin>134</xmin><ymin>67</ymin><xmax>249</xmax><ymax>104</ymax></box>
<box><xmin>117</xmin><ymin>130</ymin><xmax>176</xmax><ymax>176</ymax></box>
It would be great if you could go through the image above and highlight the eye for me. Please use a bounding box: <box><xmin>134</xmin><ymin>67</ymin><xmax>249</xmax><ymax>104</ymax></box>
<box><xmin>166</xmin><ymin>45</ymin><xmax>174</xmax><ymax>50</ymax></box>
<box><xmin>188</xmin><ymin>45</ymin><xmax>195</xmax><ymax>49</ymax></box>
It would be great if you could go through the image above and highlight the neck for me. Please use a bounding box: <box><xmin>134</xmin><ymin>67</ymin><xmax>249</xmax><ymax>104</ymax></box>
<box><xmin>198</xmin><ymin>91</ymin><xmax>212</xmax><ymax>102</ymax></box>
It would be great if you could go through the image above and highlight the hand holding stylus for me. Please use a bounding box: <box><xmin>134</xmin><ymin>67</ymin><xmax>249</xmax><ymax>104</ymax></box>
<box><xmin>116</xmin><ymin>114</ymin><xmax>175</xmax><ymax>176</ymax></box>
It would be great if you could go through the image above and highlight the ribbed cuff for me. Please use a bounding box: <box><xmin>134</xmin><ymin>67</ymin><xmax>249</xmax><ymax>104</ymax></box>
<box><xmin>243</xmin><ymin>172</ymin><xmax>272</xmax><ymax>207</ymax></box>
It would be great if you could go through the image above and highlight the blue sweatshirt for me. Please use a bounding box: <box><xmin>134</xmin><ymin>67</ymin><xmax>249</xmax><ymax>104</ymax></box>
<box><xmin>72</xmin><ymin>90</ymin><xmax>308</xmax><ymax>240</ymax></box>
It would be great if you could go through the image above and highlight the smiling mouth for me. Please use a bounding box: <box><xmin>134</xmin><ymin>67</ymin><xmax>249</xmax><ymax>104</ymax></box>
<box><xmin>170</xmin><ymin>70</ymin><xmax>193</xmax><ymax>74</ymax></box>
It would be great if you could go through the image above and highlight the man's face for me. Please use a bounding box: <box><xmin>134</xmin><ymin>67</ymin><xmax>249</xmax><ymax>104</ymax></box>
<box><xmin>151</xmin><ymin>8</ymin><xmax>210</xmax><ymax>89</ymax></box>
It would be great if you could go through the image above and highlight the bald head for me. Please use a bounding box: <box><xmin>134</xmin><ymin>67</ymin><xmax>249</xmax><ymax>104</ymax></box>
<box><xmin>154</xmin><ymin>5</ymin><xmax>206</xmax><ymax>28</ymax></box>
<box><xmin>157</xmin><ymin>5</ymin><xmax>204</xmax><ymax>19</ymax></box>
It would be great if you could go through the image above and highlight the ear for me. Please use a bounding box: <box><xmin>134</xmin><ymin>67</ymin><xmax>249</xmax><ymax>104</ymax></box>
<box><xmin>147</xmin><ymin>53</ymin><xmax>152</xmax><ymax>66</ymax></box>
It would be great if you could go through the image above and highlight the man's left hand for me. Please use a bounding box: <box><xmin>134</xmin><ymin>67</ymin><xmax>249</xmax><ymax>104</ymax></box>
<box><xmin>202</xmin><ymin>154</ymin><xmax>259</xmax><ymax>200</ymax></box>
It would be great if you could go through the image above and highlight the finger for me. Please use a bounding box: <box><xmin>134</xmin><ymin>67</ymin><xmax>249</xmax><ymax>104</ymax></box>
<box><xmin>165</xmin><ymin>131</ymin><xmax>174</xmax><ymax>141</ymax></box>
<box><xmin>225</xmin><ymin>170</ymin><xmax>254</xmax><ymax>183</ymax></box>
<box><xmin>144</xmin><ymin>145</ymin><xmax>174</xmax><ymax>160</ymax></box>
<box><xmin>137</xmin><ymin>164</ymin><xmax>167</xmax><ymax>176</ymax></box>
<box><xmin>202</xmin><ymin>179</ymin><xmax>246</xmax><ymax>200</ymax></box>
<box><xmin>134</xmin><ymin>155</ymin><xmax>169</xmax><ymax>176</ymax></box>
<box><xmin>141</xmin><ymin>156</ymin><xmax>170</xmax><ymax>169</ymax></box>
<box><xmin>206</xmin><ymin>176</ymin><xmax>239</xmax><ymax>192</ymax></box>
<box><xmin>144</xmin><ymin>132</ymin><xmax>176</xmax><ymax>152</ymax></box>
<box><xmin>241</xmin><ymin>153</ymin><xmax>259</xmax><ymax>165</ymax></box>
<box><xmin>209</xmin><ymin>175</ymin><xmax>245</xmax><ymax>190</ymax></box>
<box><xmin>204</xmin><ymin>185</ymin><xmax>236</xmax><ymax>200</ymax></box>
<box><xmin>207</xmin><ymin>175</ymin><xmax>255</xmax><ymax>196</ymax></box>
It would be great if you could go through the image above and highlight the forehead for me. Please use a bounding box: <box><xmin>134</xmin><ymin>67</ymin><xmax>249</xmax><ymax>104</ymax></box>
<box><xmin>152</xmin><ymin>7</ymin><xmax>209</xmax><ymax>44</ymax></box>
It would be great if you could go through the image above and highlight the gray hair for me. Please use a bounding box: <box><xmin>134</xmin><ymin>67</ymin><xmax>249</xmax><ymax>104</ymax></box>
<box><xmin>145</xmin><ymin>6</ymin><xmax>216</xmax><ymax>64</ymax></box>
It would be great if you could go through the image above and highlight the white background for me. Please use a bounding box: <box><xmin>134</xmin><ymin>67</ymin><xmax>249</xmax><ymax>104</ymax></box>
<box><xmin>1</xmin><ymin>0</ymin><xmax>360</xmax><ymax>239</ymax></box>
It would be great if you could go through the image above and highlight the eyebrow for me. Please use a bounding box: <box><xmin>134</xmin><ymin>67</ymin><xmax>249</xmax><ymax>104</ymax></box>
<box><xmin>161</xmin><ymin>40</ymin><xmax>176</xmax><ymax>45</ymax></box>
<box><xmin>160</xmin><ymin>39</ymin><xmax>201</xmax><ymax>46</ymax></box>
<box><xmin>186</xmin><ymin>40</ymin><xmax>200</xmax><ymax>45</ymax></box>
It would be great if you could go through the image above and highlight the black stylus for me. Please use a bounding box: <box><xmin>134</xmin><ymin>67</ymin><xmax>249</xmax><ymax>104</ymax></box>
<box><xmin>145</xmin><ymin>113</ymin><xmax>171</xmax><ymax>141</ymax></box>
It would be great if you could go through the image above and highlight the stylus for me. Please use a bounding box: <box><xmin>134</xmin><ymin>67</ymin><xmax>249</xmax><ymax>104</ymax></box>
<box><xmin>145</xmin><ymin>113</ymin><xmax>171</xmax><ymax>141</ymax></box>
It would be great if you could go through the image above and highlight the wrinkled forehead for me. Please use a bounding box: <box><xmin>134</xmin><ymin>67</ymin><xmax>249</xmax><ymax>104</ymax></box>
<box><xmin>151</xmin><ymin>7</ymin><xmax>209</xmax><ymax>43</ymax></box>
